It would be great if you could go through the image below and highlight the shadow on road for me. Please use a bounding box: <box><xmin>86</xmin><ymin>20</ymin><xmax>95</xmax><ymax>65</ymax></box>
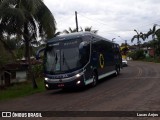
<box><xmin>46</xmin><ymin>73</ymin><xmax>121</xmax><ymax>95</ymax></box>
<box><xmin>47</xmin><ymin>87</ymin><xmax>89</xmax><ymax>95</ymax></box>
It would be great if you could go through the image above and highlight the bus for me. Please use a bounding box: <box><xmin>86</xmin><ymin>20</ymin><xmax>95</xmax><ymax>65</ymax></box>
<box><xmin>36</xmin><ymin>32</ymin><xmax>122</xmax><ymax>90</ymax></box>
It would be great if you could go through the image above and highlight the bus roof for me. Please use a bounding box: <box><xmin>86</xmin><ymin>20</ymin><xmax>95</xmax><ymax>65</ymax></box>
<box><xmin>47</xmin><ymin>32</ymin><xmax>115</xmax><ymax>44</ymax></box>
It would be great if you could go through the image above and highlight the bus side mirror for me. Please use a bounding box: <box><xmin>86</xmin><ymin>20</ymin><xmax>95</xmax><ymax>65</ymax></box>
<box><xmin>36</xmin><ymin>47</ymin><xmax>45</xmax><ymax>60</ymax></box>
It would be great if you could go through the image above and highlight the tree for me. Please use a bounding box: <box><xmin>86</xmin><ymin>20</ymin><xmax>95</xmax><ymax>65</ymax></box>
<box><xmin>0</xmin><ymin>35</ymin><xmax>16</xmax><ymax>59</ymax></box>
<box><xmin>145</xmin><ymin>24</ymin><xmax>160</xmax><ymax>56</ymax></box>
<box><xmin>0</xmin><ymin>39</ymin><xmax>14</xmax><ymax>68</ymax></box>
<box><xmin>155</xmin><ymin>29</ymin><xmax>160</xmax><ymax>55</ymax></box>
<box><xmin>131</xmin><ymin>30</ymin><xmax>146</xmax><ymax>50</ymax></box>
<box><xmin>80</xmin><ymin>26</ymin><xmax>98</xmax><ymax>34</ymax></box>
<box><xmin>63</xmin><ymin>26</ymin><xmax>98</xmax><ymax>34</ymax></box>
<box><xmin>0</xmin><ymin>0</ymin><xmax>56</xmax><ymax>88</ymax></box>
<box><xmin>145</xmin><ymin>24</ymin><xmax>157</xmax><ymax>39</ymax></box>
<box><xmin>120</xmin><ymin>43</ymin><xmax>129</xmax><ymax>55</ymax></box>
<box><xmin>63</xmin><ymin>27</ymin><xmax>77</xmax><ymax>34</ymax></box>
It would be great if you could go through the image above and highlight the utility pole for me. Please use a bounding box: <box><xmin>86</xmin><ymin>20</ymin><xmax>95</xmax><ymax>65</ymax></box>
<box><xmin>75</xmin><ymin>11</ymin><xmax>78</xmax><ymax>32</ymax></box>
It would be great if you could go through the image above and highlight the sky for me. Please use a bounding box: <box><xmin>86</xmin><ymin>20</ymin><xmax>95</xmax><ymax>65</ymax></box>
<box><xmin>44</xmin><ymin>0</ymin><xmax>160</xmax><ymax>45</ymax></box>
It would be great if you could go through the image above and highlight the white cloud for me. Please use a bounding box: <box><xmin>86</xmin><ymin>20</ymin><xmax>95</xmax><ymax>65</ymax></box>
<box><xmin>44</xmin><ymin>0</ymin><xmax>160</xmax><ymax>45</ymax></box>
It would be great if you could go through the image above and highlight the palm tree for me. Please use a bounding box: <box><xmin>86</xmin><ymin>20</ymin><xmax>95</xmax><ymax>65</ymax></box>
<box><xmin>155</xmin><ymin>29</ymin><xmax>160</xmax><ymax>55</ymax></box>
<box><xmin>63</xmin><ymin>26</ymin><xmax>98</xmax><ymax>34</ymax></box>
<box><xmin>0</xmin><ymin>0</ymin><xmax>56</xmax><ymax>88</ymax></box>
<box><xmin>145</xmin><ymin>24</ymin><xmax>159</xmax><ymax>57</ymax></box>
<box><xmin>0</xmin><ymin>38</ymin><xmax>15</xmax><ymax>68</ymax></box>
<box><xmin>0</xmin><ymin>35</ymin><xmax>16</xmax><ymax>59</ymax></box>
<box><xmin>131</xmin><ymin>30</ymin><xmax>146</xmax><ymax>50</ymax></box>
<box><xmin>63</xmin><ymin>27</ymin><xmax>77</xmax><ymax>34</ymax></box>
<box><xmin>145</xmin><ymin>24</ymin><xmax>157</xmax><ymax>39</ymax></box>
<box><xmin>53</xmin><ymin>31</ymin><xmax>61</xmax><ymax>37</ymax></box>
<box><xmin>80</xmin><ymin>26</ymin><xmax>98</xmax><ymax>34</ymax></box>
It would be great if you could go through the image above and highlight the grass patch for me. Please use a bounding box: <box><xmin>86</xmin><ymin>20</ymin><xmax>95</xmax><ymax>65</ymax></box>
<box><xmin>142</xmin><ymin>56</ymin><xmax>160</xmax><ymax>63</ymax></box>
<box><xmin>0</xmin><ymin>78</ymin><xmax>45</xmax><ymax>101</ymax></box>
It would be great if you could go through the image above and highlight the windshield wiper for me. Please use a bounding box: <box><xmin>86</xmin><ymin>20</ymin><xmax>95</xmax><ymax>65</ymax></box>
<box><xmin>62</xmin><ymin>52</ymin><xmax>70</xmax><ymax>70</ymax></box>
<box><xmin>55</xmin><ymin>53</ymin><xmax>58</xmax><ymax>64</ymax></box>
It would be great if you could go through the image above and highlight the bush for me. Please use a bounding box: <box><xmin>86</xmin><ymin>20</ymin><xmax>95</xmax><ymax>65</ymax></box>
<box><xmin>135</xmin><ymin>50</ymin><xmax>145</xmax><ymax>60</ymax></box>
<box><xmin>127</xmin><ymin>52</ymin><xmax>135</xmax><ymax>60</ymax></box>
<box><xmin>144</xmin><ymin>56</ymin><xmax>160</xmax><ymax>63</ymax></box>
<box><xmin>32</xmin><ymin>64</ymin><xmax>43</xmax><ymax>78</ymax></box>
<box><xmin>144</xmin><ymin>56</ymin><xmax>154</xmax><ymax>62</ymax></box>
<box><xmin>127</xmin><ymin>50</ymin><xmax>145</xmax><ymax>60</ymax></box>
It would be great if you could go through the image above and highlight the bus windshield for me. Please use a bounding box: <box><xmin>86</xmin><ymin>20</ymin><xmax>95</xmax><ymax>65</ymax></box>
<box><xmin>44</xmin><ymin>38</ymin><xmax>90</xmax><ymax>74</ymax></box>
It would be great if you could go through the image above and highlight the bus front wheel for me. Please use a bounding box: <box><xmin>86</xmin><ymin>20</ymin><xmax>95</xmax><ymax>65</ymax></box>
<box><xmin>91</xmin><ymin>71</ymin><xmax>98</xmax><ymax>87</ymax></box>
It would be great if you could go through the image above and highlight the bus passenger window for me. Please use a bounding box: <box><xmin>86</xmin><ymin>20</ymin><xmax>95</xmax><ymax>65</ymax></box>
<box><xmin>79</xmin><ymin>42</ymin><xmax>90</xmax><ymax>66</ymax></box>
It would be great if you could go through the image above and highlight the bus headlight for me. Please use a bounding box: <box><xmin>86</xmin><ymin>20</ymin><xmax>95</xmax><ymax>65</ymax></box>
<box><xmin>76</xmin><ymin>80</ymin><xmax>81</xmax><ymax>85</ymax></box>
<box><xmin>45</xmin><ymin>78</ymin><xmax>49</xmax><ymax>81</ymax></box>
<box><xmin>45</xmin><ymin>84</ymin><xmax>49</xmax><ymax>88</ymax></box>
<box><xmin>76</xmin><ymin>74</ymin><xmax>81</xmax><ymax>78</ymax></box>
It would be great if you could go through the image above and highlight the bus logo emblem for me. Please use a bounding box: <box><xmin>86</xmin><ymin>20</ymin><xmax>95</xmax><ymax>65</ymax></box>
<box><xmin>99</xmin><ymin>54</ymin><xmax>104</xmax><ymax>68</ymax></box>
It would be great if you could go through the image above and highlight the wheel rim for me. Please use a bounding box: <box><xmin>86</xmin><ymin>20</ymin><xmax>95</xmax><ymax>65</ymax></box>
<box><xmin>116</xmin><ymin>67</ymin><xmax>120</xmax><ymax>75</ymax></box>
<box><xmin>93</xmin><ymin>76</ymin><xmax>96</xmax><ymax>85</ymax></box>
<box><xmin>92</xmin><ymin>74</ymin><xmax>97</xmax><ymax>86</ymax></box>
<box><xmin>115</xmin><ymin>71</ymin><xmax>118</xmax><ymax>75</ymax></box>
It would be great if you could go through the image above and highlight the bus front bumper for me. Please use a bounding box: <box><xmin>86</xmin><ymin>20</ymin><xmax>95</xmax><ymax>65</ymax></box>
<box><xmin>44</xmin><ymin>76</ymin><xmax>85</xmax><ymax>90</ymax></box>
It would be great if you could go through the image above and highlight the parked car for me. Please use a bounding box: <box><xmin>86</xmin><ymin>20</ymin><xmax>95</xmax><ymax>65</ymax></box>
<box><xmin>122</xmin><ymin>58</ymin><xmax>128</xmax><ymax>67</ymax></box>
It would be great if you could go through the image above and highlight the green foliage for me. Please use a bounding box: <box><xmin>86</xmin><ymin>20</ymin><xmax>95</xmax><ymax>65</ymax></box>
<box><xmin>32</xmin><ymin>64</ymin><xmax>43</xmax><ymax>78</ymax></box>
<box><xmin>127</xmin><ymin>52</ymin><xmax>135</xmax><ymax>59</ymax></box>
<box><xmin>0</xmin><ymin>55</ymin><xmax>10</xmax><ymax>66</ymax></box>
<box><xmin>136</xmin><ymin>50</ymin><xmax>145</xmax><ymax>59</ymax></box>
<box><xmin>5</xmin><ymin>38</ymin><xmax>17</xmax><ymax>50</ymax></box>
<box><xmin>121</xmin><ymin>47</ymin><xmax>129</xmax><ymax>55</ymax></box>
<box><xmin>0</xmin><ymin>0</ymin><xmax>56</xmax><ymax>88</ymax></box>
<box><xmin>144</xmin><ymin>56</ymin><xmax>160</xmax><ymax>63</ymax></box>
<box><xmin>0</xmin><ymin>78</ymin><xmax>45</xmax><ymax>101</ymax></box>
<box><xmin>63</xmin><ymin>26</ymin><xmax>98</xmax><ymax>34</ymax></box>
<box><xmin>80</xmin><ymin>26</ymin><xmax>98</xmax><ymax>34</ymax></box>
<box><xmin>127</xmin><ymin>50</ymin><xmax>145</xmax><ymax>60</ymax></box>
<box><xmin>0</xmin><ymin>40</ymin><xmax>13</xmax><ymax>67</ymax></box>
<box><xmin>63</xmin><ymin>27</ymin><xmax>77</xmax><ymax>34</ymax></box>
<box><xmin>0</xmin><ymin>0</ymin><xmax>56</xmax><ymax>39</ymax></box>
<box><xmin>15</xmin><ymin>49</ymin><xmax>24</xmax><ymax>59</ymax></box>
<box><xmin>144</xmin><ymin>56</ymin><xmax>155</xmax><ymax>62</ymax></box>
<box><xmin>0</xmin><ymin>0</ymin><xmax>56</xmax><ymax>63</ymax></box>
<box><xmin>131</xmin><ymin>30</ymin><xmax>146</xmax><ymax>50</ymax></box>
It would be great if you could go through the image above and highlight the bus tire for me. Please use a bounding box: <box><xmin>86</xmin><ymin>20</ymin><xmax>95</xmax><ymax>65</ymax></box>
<box><xmin>115</xmin><ymin>66</ymin><xmax>120</xmax><ymax>76</ymax></box>
<box><xmin>91</xmin><ymin>71</ymin><xmax>98</xmax><ymax>87</ymax></box>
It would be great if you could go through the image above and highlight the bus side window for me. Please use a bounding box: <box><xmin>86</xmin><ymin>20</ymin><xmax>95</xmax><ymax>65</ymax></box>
<box><xmin>79</xmin><ymin>42</ymin><xmax>90</xmax><ymax>66</ymax></box>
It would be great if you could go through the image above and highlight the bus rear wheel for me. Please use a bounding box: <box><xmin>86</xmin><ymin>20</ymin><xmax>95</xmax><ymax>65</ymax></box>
<box><xmin>115</xmin><ymin>66</ymin><xmax>120</xmax><ymax>76</ymax></box>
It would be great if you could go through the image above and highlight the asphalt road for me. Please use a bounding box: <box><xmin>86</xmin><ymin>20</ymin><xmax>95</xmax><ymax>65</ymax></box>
<box><xmin>1</xmin><ymin>61</ymin><xmax>160</xmax><ymax>120</ymax></box>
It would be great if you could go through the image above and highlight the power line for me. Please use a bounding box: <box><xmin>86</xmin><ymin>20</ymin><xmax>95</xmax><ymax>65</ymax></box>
<box><xmin>78</xmin><ymin>13</ymin><xmax>160</xmax><ymax>33</ymax></box>
<box><xmin>78</xmin><ymin>13</ymin><xmax>133</xmax><ymax>33</ymax></box>
<box><xmin>78</xmin><ymin>13</ymin><xmax>109</xmax><ymax>26</ymax></box>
